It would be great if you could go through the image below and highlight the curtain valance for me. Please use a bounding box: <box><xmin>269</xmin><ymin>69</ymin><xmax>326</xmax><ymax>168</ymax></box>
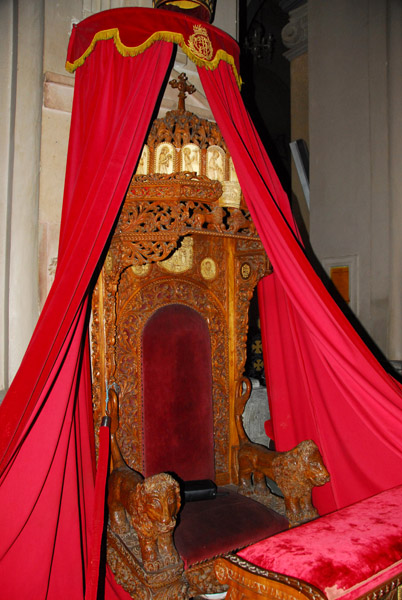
<box><xmin>66</xmin><ymin>7</ymin><xmax>241</xmax><ymax>86</ymax></box>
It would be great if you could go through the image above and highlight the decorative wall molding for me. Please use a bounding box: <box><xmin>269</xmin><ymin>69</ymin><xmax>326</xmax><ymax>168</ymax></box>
<box><xmin>282</xmin><ymin>3</ymin><xmax>308</xmax><ymax>61</ymax></box>
<box><xmin>321</xmin><ymin>254</ymin><xmax>359</xmax><ymax>316</ymax></box>
<box><xmin>43</xmin><ymin>72</ymin><xmax>74</xmax><ymax>113</ymax></box>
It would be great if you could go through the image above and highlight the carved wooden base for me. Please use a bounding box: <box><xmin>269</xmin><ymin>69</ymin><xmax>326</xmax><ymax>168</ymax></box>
<box><xmin>184</xmin><ymin>559</ymin><xmax>228</xmax><ymax>598</ymax></box>
<box><xmin>107</xmin><ymin>526</ymin><xmax>228</xmax><ymax>599</ymax></box>
<box><xmin>107</xmin><ymin>527</ymin><xmax>188</xmax><ymax>599</ymax></box>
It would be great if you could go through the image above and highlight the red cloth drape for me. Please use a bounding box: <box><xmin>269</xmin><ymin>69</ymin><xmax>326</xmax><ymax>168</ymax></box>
<box><xmin>198</xmin><ymin>60</ymin><xmax>402</xmax><ymax>514</ymax></box>
<box><xmin>0</xmin><ymin>39</ymin><xmax>173</xmax><ymax>599</ymax></box>
<box><xmin>65</xmin><ymin>7</ymin><xmax>241</xmax><ymax>85</ymax></box>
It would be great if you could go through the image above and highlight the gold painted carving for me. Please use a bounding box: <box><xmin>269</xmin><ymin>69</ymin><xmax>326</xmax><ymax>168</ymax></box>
<box><xmin>241</xmin><ymin>263</ymin><xmax>251</xmax><ymax>280</ymax></box>
<box><xmin>158</xmin><ymin>236</ymin><xmax>193</xmax><ymax>273</ymax></box>
<box><xmin>185</xmin><ymin>559</ymin><xmax>227</xmax><ymax>598</ymax></box>
<box><xmin>200</xmin><ymin>257</ymin><xmax>217</xmax><ymax>280</ymax></box>
<box><xmin>207</xmin><ymin>146</ymin><xmax>225</xmax><ymax>181</ymax></box>
<box><xmin>131</xmin><ymin>263</ymin><xmax>151</xmax><ymax>277</ymax></box>
<box><xmin>220</xmin><ymin>181</ymin><xmax>242</xmax><ymax>208</ymax></box>
<box><xmin>155</xmin><ymin>143</ymin><xmax>176</xmax><ymax>174</ymax></box>
<box><xmin>147</xmin><ymin>108</ymin><xmax>225</xmax><ymax>150</ymax></box>
<box><xmin>181</xmin><ymin>144</ymin><xmax>201</xmax><ymax>174</ymax></box>
<box><xmin>135</xmin><ymin>145</ymin><xmax>150</xmax><ymax>175</ymax></box>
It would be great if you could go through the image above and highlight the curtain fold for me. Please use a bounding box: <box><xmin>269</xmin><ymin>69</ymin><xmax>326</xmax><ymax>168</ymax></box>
<box><xmin>198</xmin><ymin>60</ymin><xmax>402</xmax><ymax>514</ymax></box>
<box><xmin>0</xmin><ymin>40</ymin><xmax>173</xmax><ymax>600</ymax></box>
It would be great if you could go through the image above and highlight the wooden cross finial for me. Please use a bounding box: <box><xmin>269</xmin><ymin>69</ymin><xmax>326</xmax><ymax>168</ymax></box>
<box><xmin>169</xmin><ymin>73</ymin><xmax>196</xmax><ymax>112</ymax></box>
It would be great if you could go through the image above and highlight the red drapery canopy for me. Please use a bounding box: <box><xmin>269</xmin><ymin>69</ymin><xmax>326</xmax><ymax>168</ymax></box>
<box><xmin>1</xmin><ymin>7</ymin><xmax>402</xmax><ymax>598</ymax></box>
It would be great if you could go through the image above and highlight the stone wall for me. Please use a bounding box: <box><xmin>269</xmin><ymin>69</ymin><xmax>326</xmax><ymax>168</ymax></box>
<box><xmin>309</xmin><ymin>0</ymin><xmax>402</xmax><ymax>360</ymax></box>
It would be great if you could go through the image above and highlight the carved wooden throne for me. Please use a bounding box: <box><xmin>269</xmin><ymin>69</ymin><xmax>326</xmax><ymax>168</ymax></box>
<box><xmin>91</xmin><ymin>76</ymin><xmax>328</xmax><ymax>599</ymax></box>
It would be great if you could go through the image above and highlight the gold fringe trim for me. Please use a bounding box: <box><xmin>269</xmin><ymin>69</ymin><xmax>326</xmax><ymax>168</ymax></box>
<box><xmin>65</xmin><ymin>27</ymin><xmax>242</xmax><ymax>88</ymax></box>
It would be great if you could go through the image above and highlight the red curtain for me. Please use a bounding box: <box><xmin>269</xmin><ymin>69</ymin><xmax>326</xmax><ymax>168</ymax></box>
<box><xmin>0</xmin><ymin>39</ymin><xmax>173</xmax><ymax>599</ymax></box>
<box><xmin>198</xmin><ymin>60</ymin><xmax>402</xmax><ymax>514</ymax></box>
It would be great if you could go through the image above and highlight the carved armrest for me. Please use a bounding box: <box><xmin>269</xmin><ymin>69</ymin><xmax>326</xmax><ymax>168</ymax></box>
<box><xmin>236</xmin><ymin>378</ymin><xmax>329</xmax><ymax>527</ymax></box>
<box><xmin>107</xmin><ymin>388</ymin><xmax>183</xmax><ymax>572</ymax></box>
<box><xmin>108</xmin><ymin>464</ymin><xmax>183</xmax><ymax>572</ymax></box>
<box><xmin>238</xmin><ymin>439</ymin><xmax>329</xmax><ymax>527</ymax></box>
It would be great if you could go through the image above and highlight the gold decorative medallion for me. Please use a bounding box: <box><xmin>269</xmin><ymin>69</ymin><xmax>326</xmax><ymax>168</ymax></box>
<box><xmin>240</xmin><ymin>262</ymin><xmax>251</xmax><ymax>280</ymax></box>
<box><xmin>188</xmin><ymin>25</ymin><xmax>213</xmax><ymax>61</ymax></box>
<box><xmin>201</xmin><ymin>257</ymin><xmax>217</xmax><ymax>280</ymax></box>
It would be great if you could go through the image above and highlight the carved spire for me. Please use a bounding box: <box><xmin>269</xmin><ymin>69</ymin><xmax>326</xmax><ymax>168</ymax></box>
<box><xmin>169</xmin><ymin>73</ymin><xmax>196</xmax><ymax>112</ymax></box>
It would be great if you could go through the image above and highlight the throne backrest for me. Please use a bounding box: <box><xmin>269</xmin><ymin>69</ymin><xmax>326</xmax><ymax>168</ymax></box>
<box><xmin>91</xmin><ymin>89</ymin><xmax>270</xmax><ymax>486</ymax></box>
<box><xmin>142</xmin><ymin>304</ymin><xmax>214</xmax><ymax>480</ymax></box>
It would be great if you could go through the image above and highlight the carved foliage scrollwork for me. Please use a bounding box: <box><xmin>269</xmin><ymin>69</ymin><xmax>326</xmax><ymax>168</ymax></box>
<box><xmin>215</xmin><ymin>555</ymin><xmax>326</xmax><ymax>600</ymax></box>
<box><xmin>121</xmin><ymin>173</ymin><xmax>257</xmax><ymax>240</ymax></box>
<box><xmin>185</xmin><ymin>559</ymin><xmax>227</xmax><ymax>598</ymax></box>
<box><xmin>148</xmin><ymin>110</ymin><xmax>226</xmax><ymax>150</ymax></box>
<box><xmin>106</xmin><ymin>173</ymin><xmax>258</xmax><ymax>269</ymax></box>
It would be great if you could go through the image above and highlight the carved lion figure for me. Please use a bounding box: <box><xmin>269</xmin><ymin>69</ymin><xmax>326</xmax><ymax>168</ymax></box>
<box><xmin>108</xmin><ymin>466</ymin><xmax>181</xmax><ymax>570</ymax></box>
<box><xmin>191</xmin><ymin>205</ymin><xmax>224</xmax><ymax>232</ymax></box>
<box><xmin>238</xmin><ymin>439</ymin><xmax>329</xmax><ymax>526</ymax></box>
<box><xmin>227</xmin><ymin>208</ymin><xmax>255</xmax><ymax>235</ymax></box>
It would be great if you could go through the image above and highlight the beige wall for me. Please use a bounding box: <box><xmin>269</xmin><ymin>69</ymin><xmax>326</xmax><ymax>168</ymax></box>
<box><xmin>309</xmin><ymin>0</ymin><xmax>402</xmax><ymax>359</ymax></box>
<box><xmin>290</xmin><ymin>52</ymin><xmax>309</xmax><ymax>233</ymax></box>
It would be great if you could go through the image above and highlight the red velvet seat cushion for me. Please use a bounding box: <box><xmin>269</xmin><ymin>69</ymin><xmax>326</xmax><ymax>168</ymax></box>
<box><xmin>174</xmin><ymin>489</ymin><xmax>289</xmax><ymax>567</ymax></box>
<box><xmin>238</xmin><ymin>484</ymin><xmax>402</xmax><ymax>600</ymax></box>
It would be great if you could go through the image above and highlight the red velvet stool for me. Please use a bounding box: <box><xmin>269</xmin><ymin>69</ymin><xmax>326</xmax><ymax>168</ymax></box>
<box><xmin>216</xmin><ymin>484</ymin><xmax>402</xmax><ymax>600</ymax></box>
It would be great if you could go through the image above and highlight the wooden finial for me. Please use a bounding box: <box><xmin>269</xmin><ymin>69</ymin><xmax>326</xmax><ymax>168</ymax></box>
<box><xmin>169</xmin><ymin>73</ymin><xmax>196</xmax><ymax>112</ymax></box>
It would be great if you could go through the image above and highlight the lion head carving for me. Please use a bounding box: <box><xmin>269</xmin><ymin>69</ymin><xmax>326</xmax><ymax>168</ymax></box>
<box><xmin>273</xmin><ymin>440</ymin><xmax>329</xmax><ymax>526</ymax></box>
<box><xmin>273</xmin><ymin>440</ymin><xmax>329</xmax><ymax>495</ymax></box>
<box><xmin>133</xmin><ymin>472</ymin><xmax>181</xmax><ymax>538</ymax></box>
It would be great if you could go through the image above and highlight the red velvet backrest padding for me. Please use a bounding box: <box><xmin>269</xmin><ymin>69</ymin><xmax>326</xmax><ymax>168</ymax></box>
<box><xmin>142</xmin><ymin>304</ymin><xmax>215</xmax><ymax>481</ymax></box>
<box><xmin>238</xmin><ymin>484</ymin><xmax>402</xmax><ymax>600</ymax></box>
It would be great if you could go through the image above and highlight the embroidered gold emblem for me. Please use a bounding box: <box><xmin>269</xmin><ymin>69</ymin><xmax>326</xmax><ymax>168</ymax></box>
<box><xmin>188</xmin><ymin>24</ymin><xmax>213</xmax><ymax>61</ymax></box>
